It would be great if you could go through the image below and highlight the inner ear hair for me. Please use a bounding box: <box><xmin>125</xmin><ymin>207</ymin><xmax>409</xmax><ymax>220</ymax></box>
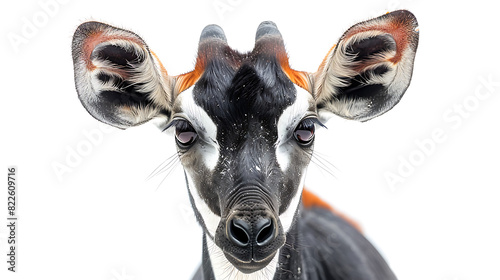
<box><xmin>72</xmin><ymin>21</ymin><xmax>174</xmax><ymax>129</ymax></box>
<box><xmin>313</xmin><ymin>10</ymin><xmax>419</xmax><ymax>122</ymax></box>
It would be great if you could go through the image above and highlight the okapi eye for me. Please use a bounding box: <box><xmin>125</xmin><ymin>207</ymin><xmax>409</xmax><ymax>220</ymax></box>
<box><xmin>174</xmin><ymin>120</ymin><xmax>198</xmax><ymax>148</ymax></box>
<box><xmin>294</xmin><ymin>118</ymin><xmax>317</xmax><ymax>146</ymax></box>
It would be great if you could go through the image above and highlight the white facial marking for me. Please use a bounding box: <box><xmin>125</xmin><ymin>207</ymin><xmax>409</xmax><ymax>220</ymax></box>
<box><xmin>279</xmin><ymin>168</ymin><xmax>307</xmax><ymax>233</ymax></box>
<box><xmin>179</xmin><ymin>88</ymin><xmax>220</xmax><ymax>170</ymax></box>
<box><xmin>186</xmin><ymin>169</ymin><xmax>220</xmax><ymax>238</ymax></box>
<box><xmin>206</xmin><ymin>234</ymin><xmax>279</xmax><ymax>280</ymax></box>
<box><xmin>276</xmin><ymin>86</ymin><xmax>314</xmax><ymax>170</ymax></box>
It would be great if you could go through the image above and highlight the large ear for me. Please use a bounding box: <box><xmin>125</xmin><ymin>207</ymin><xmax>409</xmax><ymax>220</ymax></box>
<box><xmin>314</xmin><ymin>10</ymin><xmax>419</xmax><ymax>122</ymax></box>
<box><xmin>71</xmin><ymin>22</ymin><xmax>173</xmax><ymax>129</ymax></box>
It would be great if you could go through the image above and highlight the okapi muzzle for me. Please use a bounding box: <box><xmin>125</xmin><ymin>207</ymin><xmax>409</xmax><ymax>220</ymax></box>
<box><xmin>72</xmin><ymin>10</ymin><xmax>418</xmax><ymax>279</ymax></box>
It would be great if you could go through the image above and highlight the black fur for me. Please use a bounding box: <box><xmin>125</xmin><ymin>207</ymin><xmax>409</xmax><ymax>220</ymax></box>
<box><xmin>190</xmin><ymin>41</ymin><xmax>301</xmax><ymax>218</ymax></box>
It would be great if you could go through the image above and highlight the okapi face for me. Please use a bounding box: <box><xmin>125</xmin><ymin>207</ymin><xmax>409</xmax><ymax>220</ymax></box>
<box><xmin>72</xmin><ymin>10</ymin><xmax>418</xmax><ymax>274</ymax></box>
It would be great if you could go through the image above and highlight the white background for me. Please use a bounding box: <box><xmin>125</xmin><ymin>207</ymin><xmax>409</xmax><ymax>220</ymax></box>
<box><xmin>1</xmin><ymin>0</ymin><xmax>499</xmax><ymax>279</ymax></box>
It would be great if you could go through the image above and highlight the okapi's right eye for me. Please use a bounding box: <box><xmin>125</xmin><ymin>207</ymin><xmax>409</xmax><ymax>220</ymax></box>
<box><xmin>173</xmin><ymin>120</ymin><xmax>198</xmax><ymax>148</ymax></box>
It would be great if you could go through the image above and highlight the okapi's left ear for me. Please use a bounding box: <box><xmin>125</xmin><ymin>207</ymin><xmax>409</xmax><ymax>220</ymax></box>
<box><xmin>314</xmin><ymin>10</ymin><xmax>419</xmax><ymax>122</ymax></box>
<box><xmin>72</xmin><ymin>22</ymin><xmax>173</xmax><ymax>129</ymax></box>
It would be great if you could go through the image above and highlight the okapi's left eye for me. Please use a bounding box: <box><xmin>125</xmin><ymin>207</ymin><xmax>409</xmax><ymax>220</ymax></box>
<box><xmin>174</xmin><ymin>120</ymin><xmax>198</xmax><ymax>148</ymax></box>
<box><xmin>294</xmin><ymin>118</ymin><xmax>317</xmax><ymax>146</ymax></box>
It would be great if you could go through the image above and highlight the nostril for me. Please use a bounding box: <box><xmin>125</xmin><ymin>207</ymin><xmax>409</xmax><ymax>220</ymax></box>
<box><xmin>256</xmin><ymin>218</ymin><xmax>275</xmax><ymax>247</ymax></box>
<box><xmin>228</xmin><ymin>218</ymin><xmax>250</xmax><ymax>246</ymax></box>
<box><xmin>227</xmin><ymin>216</ymin><xmax>277</xmax><ymax>247</ymax></box>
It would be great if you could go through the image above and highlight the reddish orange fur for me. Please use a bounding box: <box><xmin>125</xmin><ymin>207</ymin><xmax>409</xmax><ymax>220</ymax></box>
<box><xmin>344</xmin><ymin>19</ymin><xmax>412</xmax><ymax>65</ymax></box>
<box><xmin>302</xmin><ymin>188</ymin><xmax>363</xmax><ymax>233</ymax></box>
<box><xmin>174</xmin><ymin>51</ymin><xmax>207</xmax><ymax>94</ymax></box>
<box><xmin>277</xmin><ymin>51</ymin><xmax>312</xmax><ymax>92</ymax></box>
<box><xmin>316</xmin><ymin>44</ymin><xmax>336</xmax><ymax>73</ymax></box>
<box><xmin>151</xmin><ymin>51</ymin><xmax>169</xmax><ymax>77</ymax></box>
<box><xmin>82</xmin><ymin>31</ymin><xmax>145</xmax><ymax>71</ymax></box>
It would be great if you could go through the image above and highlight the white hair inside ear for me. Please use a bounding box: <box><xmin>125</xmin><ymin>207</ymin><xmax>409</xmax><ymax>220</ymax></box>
<box><xmin>313</xmin><ymin>10</ymin><xmax>419</xmax><ymax>122</ymax></box>
<box><xmin>72</xmin><ymin>21</ymin><xmax>174</xmax><ymax>129</ymax></box>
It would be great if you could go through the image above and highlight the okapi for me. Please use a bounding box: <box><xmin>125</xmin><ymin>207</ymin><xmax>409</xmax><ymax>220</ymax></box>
<box><xmin>71</xmin><ymin>10</ymin><xmax>418</xmax><ymax>280</ymax></box>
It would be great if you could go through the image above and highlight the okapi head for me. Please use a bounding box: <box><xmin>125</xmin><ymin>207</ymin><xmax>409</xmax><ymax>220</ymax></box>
<box><xmin>72</xmin><ymin>10</ymin><xmax>418</xmax><ymax>274</ymax></box>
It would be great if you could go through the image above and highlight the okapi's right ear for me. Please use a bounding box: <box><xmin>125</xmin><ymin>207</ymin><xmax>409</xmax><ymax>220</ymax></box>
<box><xmin>72</xmin><ymin>22</ymin><xmax>173</xmax><ymax>129</ymax></box>
<box><xmin>313</xmin><ymin>10</ymin><xmax>419</xmax><ymax>122</ymax></box>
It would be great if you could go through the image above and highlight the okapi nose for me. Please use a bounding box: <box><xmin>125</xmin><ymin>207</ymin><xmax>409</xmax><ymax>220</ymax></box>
<box><xmin>227</xmin><ymin>216</ymin><xmax>276</xmax><ymax>247</ymax></box>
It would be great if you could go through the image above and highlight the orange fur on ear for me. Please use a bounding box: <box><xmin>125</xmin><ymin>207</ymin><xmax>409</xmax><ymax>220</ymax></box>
<box><xmin>175</xmin><ymin>56</ymin><xmax>206</xmax><ymax>94</ymax></box>
<box><xmin>316</xmin><ymin>44</ymin><xmax>336</xmax><ymax>74</ymax></box>
<box><xmin>302</xmin><ymin>188</ymin><xmax>363</xmax><ymax>233</ymax></box>
<box><xmin>151</xmin><ymin>50</ymin><xmax>169</xmax><ymax>78</ymax></box>
<box><xmin>342</xmin><ymin>15</ymin><xmax>415</xmax><ymax>65</ymax></box>
<box><xmin>277</xmin><ymin>51</ymin><xmax>312</xmax><ymax>93</ymax></box>
<box><xmin>82</xmin><ymin>30</ymin><xmax>145</xmax><ymax>71</ymax></box>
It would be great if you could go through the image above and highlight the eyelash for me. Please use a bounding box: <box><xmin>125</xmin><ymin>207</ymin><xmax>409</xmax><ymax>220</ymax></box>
<box><xmin>164</xmin><ymin>119</ymin><xmax>198</xmax><ymax>148</ymax></box>
<box><xmin>293</xmin><ymin>117</ymin><xmax>325</xmax><ymax>146</ymax></box>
